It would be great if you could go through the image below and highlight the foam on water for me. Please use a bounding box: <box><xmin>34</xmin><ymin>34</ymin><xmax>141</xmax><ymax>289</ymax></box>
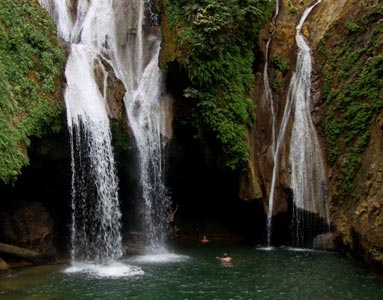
<box><xmin>256</xmin><ymin>246</ymin><xmax>276</xmax><ymax>252</ymax></box>
<box><xmin>64</xmin><ymin>261</ymin><xmax>144</xmax><ymax>278</ymax></box>
<box><xmin>283</xmin><ymin>247</ymin><xmax>327</xmax><ymax>253</ymax></box>
<box><xmin>129</xmin><ymin>253</ymin><xmax>190</xmax><ymax>264</ymax></box>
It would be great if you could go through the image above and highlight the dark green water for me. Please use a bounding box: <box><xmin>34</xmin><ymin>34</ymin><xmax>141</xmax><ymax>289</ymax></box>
<box><xmin>1</xmin><ymin>245</ymin><xmax>382</xmax><ymax>300</ymax></box>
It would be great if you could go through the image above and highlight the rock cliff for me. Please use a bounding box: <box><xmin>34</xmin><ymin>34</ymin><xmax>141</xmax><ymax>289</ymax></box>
<box><xmin>251</xmin><ymin>0</ymin><xmax>383</xmax><ymax>268</ymax></box>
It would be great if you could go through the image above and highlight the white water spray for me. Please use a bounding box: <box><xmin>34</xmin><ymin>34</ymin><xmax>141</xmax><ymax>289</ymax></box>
<box><xmin>266</xmin><ymin>0</ymin><xmax>330</xmax><ymax>247</ymax></box>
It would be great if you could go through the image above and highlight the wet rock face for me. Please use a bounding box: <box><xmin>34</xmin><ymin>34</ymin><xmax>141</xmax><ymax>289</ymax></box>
<box><xmin>0</xmin><ymin>201</ymin><xmax>57</xmax><ymax>257</ymax></box>
<box><xmin>249</xmin><ymin>0</ymin><xmax>383</xmax><ymax>262</ymax></box>
<box><xmin>311</xmin><ymin>0</ymin><xmax>383</xmax><ymax>270</ymax></box>
<box><xmin>93</xmin><ymin>56</ymin><xmax>126</xmax><ymax>121</ymax></box>
<box><xmin>0</xmin><ymin>257</ymin><xmax>9</xmax><ymax>273</ymax></box>
<box><xmin>333</xmin><ymin>111</ymin><xmax>383</xmax><ymax>269</ymax></box>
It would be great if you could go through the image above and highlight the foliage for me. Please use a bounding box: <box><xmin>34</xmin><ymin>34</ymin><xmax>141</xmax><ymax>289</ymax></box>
<box><xmin>320</xmin><ymin>5</ymin><xmax>383</xmax><ymax>197</ymax></box>
<box><xmin>345</xmin><ymin>22</ymin><xmax>360</xmax><ymax>34</ymax></box>
<box><xmin>0</xmin><ymin>0</ymin><xmax>65</xmax><ymax>183</ymax></box>
<box><xmin>287</xmin><ymin>0</ymin><xmax>297</xmax><ymax>15</ymax></box>
<box><xmin>272</xmin><ymin>55</ymin><xmax>289</xmax><ymax>75</ymax></box>
<box><xmin>165</xmin><ymin>0</ymin><xmax>273</xmax><ymax>170</ymax></box>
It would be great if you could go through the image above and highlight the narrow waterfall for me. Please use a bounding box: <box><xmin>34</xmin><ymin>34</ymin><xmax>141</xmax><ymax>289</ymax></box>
<box><xmin>111</xmin><ymin>1</ymin><xmax>171</xmax><ymax>253</ymax></box>
<box><xmin>288</xmin><ymin>0</ymin><xmax>330</xmax><ymax>247</ymax></box>
<box><xmin>39</xmin><ymin>0</ymin><xmax>124</xmax><ymax>263</ymax></box>
<box><xmin>266</xmin><ymin>0</ymin><xmax>330</xmax><ymax>247</ymax></box>
<box><xmin>125</xmin><ymin>43</ymin><xmax>170</xmax><ymax>254</ymax></box>
<box><xmin>264</xmin><ymin>0</ymin><xmax>281</xmax><ymax>247</ymax></box>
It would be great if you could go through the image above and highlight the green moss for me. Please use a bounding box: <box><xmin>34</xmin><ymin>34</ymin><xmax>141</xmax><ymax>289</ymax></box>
<box><xmin>165</xmin><ymin>0</ymin><xmax>273</xmax><ymax>171</ymax></box>
<box><xmin>288</xmin><ymin>7</ymin><xmax>297</xmax><ymax>15</ymax></box>
<box><xmin>320</xmin><ymin>9</ymin><xmax>383</xmax><ymax>198</ymax></box>
<box><xmin>345</xmin><ymin>22</ymin><xmax>360</xmax><ymax>34</ymax></box>
<box><xmin>272</xmin><ymin>55</ymin><xmax>289</xmax><ymax>76</ymax></box>
<box><xmin>0</xmin><ymin>0</ymin><xmax>65</xmax><ymax>183</ymax></box>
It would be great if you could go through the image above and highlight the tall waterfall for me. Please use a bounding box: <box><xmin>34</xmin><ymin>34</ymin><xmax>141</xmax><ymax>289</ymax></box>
<box><xmin>288</xmin><ymin>0</ymin><xmax>330</xmax><ymax>247</ymax></box>
<box><xmin>264</xmin><ymin>0</ymin><xmax>281</xmax><ymax>247</ymax></box>
<box><xmin>265</xmin><ymin>0</ymin><xmax>330</xmax><ymax>247</ymax></box>
<box><xmin>39</xmin><ymin>0</ymin><xmax>124</xmax><ymax>263</ymax></box>
<box><xmin>40</xmin><ymin>0</ymin><xmax>171</xmax><ymax>256</ymax></box>
<box><xmin>113</xmin><ymin>1</ymin><xmax>172</xmax><ymax>254</ymax></box>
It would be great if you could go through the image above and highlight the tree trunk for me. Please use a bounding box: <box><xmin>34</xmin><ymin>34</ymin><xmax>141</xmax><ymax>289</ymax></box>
<box><xmin>0</xmin><ymin>243</ymin><xmax>54</xmax><ymax>263</ymax></box>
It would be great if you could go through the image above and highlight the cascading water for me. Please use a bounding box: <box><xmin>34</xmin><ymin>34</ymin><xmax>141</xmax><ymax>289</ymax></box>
<box><xmin>265</xmin><ymin>0</ymin><xmax>330</xmax><ymax>247</ymax></box>
<box><xmin>38</xmin><ymin>0</ymin><xmax>133</xmax><ymax>273</ymax></box>
<box><xmin>111</xmin><ymin>0</ymin><xmax>172</xmax><ymax>254</ymax></box>
<box><xmin>264</xmin><ymin>0</ymin><xmax>280</xmax><ymax>247</ymax></box>
<box><xmin>288</xmin><ymin>0</ymin><xmax>330</xmax><ymax>247</ymax></box>
<box><xmin>42</xmin><ymin>0</ymin><xmax>171</xmax><ymax>258</ymax></box>
<box><xmin>125</xmin><ymin>43</ymin><xmax>171</xmax><ymax>253</ymax></box>
<box><xmin>65</xmin><ymin>45</ymin><xmax>122</xmax><ymax>263</ymax></box>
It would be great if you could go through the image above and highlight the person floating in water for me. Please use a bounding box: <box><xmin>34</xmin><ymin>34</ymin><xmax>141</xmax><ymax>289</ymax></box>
<box><xmin>216</xmin><ymin>253</ymin><xmax>232</xmax><ymax>263</ymax></box>
<box><xmin>201</xmin><ymin>235</ymin><xmax>209</xmax><ymax>243</ymax></box>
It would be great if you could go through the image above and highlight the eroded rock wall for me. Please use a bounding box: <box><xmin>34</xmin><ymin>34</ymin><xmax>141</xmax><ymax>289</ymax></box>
<box><xmin>254</xmin><ymin>0</ymin><xmax>383</xmax><ymax>268</ymax></box>
<box><xmin>313</xmin><ymin>0</ymin><xmax>383</xmax><ymax>270</ymax></box>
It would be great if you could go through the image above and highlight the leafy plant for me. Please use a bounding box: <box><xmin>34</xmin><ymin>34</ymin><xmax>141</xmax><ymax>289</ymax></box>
<box><xmin>272</xmin><ymin>55</ymin><xmax>289</xmax><ymax>75</ymax></box>
<box><xmin>0</xmin><ymin>0</ymin><xmax>65</xmax><ymax>183</ymax></box>
<box><xmin>166</xmin><ymin>0</ymin><xmax>273</xmax><ymax>171</ymax></box>
<box><xmin>320</xmin><ymin>12</ymin><xmax>383</xmax><ymax>198</ymax></box>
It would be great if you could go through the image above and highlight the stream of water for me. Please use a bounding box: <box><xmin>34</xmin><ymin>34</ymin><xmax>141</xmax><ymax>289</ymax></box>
<box><xmin>39</xmin><ymin>0</ymin><xmax>125</xmax><ymax>264</ymax></box>
<box><xmin>288</xmin><ymin>0</ymin><xmax>330</xmax><ymax>246</ymax></box>
<box><xmin>1</xmin><ymin>245</ymin><xmax>382</xmax><ymax>300</ymax></box>
<box><xmin>266</xmin><ymin>0</ymin><xmax>330</xmax><ymax>247</ymax></box>
<box><xmin>264</xmin><ymin>0</ymin><xmax>281</xmax><ymax>247</ymax></box>
<box><xmin>40</xmin><ymin>0</ymin><xmax>172</xmax><ymax>260</ymax></box>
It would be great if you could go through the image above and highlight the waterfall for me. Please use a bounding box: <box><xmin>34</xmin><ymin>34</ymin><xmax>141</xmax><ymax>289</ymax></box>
<box><xmin>39</xmin><ymin>0</ymin><xmax>123</xmax><ymax>264</ymax></box>
<box><xmin>125</xmin><ymin>44</ymin><xmax>171</xmax><ymax>254</ymax></box>
<box><xmin>66</xmin><ymin>45</ymin><xmax>122</xmax><ymax>262</ymax></box>
<box><xmin>38</xmin><ymin>0</ymin><xmax>73</xmax><ymax>41</ymax></box>
<box><xmin>264</xmin><ymin>0</ymin><xmax>280</xmax><ymax>247</ymax></box>
<box><xmin>266</xmin><ymin>0</ymin><xmax>330</xmax><ymax>247</ymax></box>
<box><xmin>121</xmin><ymin>1</ymin><xmax>171</xmax><ymax>254</ymax></box>
<box><xmin>288</xmin><ymin>0</ymin><xmax>330</xmax><ymax>247</ymax></box>
<box><xmin>40</xmin><ymin>0</ymin><xmax>170</xmax><ymax>253</ymax></box>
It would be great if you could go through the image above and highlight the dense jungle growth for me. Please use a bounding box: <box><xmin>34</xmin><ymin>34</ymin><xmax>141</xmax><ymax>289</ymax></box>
<box><xmin>163</xmin><ymin>0</ymin><xmax>274</xmax><ymax>171</ymax></box>
<box><xmin>319</xmin><ymin>3</ymin><xmax>383</xmax><ymax>199</ymax></box>
<box><xmin>0</xmin><ymin>0</ymin><xmax>65</xmax><ymax>183</ymax></box>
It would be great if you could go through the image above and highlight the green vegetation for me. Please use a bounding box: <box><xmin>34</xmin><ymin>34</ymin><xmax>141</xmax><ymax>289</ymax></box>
<box><xmin>287</xmin><ymin>1</ymin><xmax>297</xmax><ymax>15</ymax></box>
<box><xmin>272</xmin><ymin>55</ymin><xmax>289</xmax><ymax>75</ymax></box>
<box><xmin>320</xmin><ymin>6</ymin><xmax>383</xmax><ymax>197</ymax></box>
<box><xmin>165</xmin><ymin>0</ymin><xmax>273</xmax><ymax>170</ymax></box>
<box><xmin>0</xmin><ymin>0</ymin><xmax>65</xmax><ymax>183</ymax></box>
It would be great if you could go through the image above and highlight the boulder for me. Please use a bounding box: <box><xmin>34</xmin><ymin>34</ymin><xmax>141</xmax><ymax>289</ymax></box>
<box><xmin>0</xmin><ymin>201</ymin><xmax>57</xmax><ymax>257</ymax></box>
<box><xmin>0</xmin><ymin>257</ymin><xmax>9</xmax><ymax>273</ymax></box>
<box><xmin>313</xmin><ymin>233</ymin><xmax>336</xmax><ymax>251</ymax></box>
